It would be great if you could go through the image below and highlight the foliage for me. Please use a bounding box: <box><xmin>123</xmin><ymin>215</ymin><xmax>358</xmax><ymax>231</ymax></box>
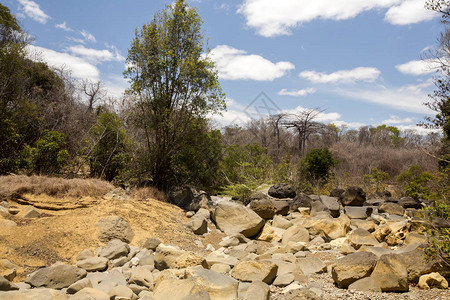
<box><xmin>298</xmin><ymin>148</ymin><xmax>337</xmax><ymax>188</ymax></box>
<box><xmin>364</xmin><ymin>167</ymin><xmax>390</xmax><ymax>192</ymax></box>
<box><xmin>22</xmin><ymin>131</ymin><xmax>69</xmax><ymax>175</ymax></box>
<box><xmin>396</xmin><ymin>165</ymin><xmax>434</xmax><ymax>200</ymax></box>
<box><xmin>423</xmin><ymin>200</ymin><xmax>450</xmax><ymax>268</ymax></box>
<box><xmin>90</xmin><ymin>112</ymin><xmax>129</xmax><ymax>182</ymax></box>
<box><xmin>124</xmin><ymin>0</ymin><xmax>225</xmax><ymax>189</ymax></box>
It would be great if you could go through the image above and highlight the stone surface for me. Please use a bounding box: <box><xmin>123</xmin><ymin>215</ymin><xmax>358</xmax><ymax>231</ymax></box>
<box><xmin>129</xmin><ymin>265</ymin><xmax>154</xmax><ymax>288</ymax></box>
<box><xmin>243</xmin><ymin>281</ymin><xmax>270</xmax><ymax>300</ymax></box>
<box><xmin>67</xmin><ymin>278</ymin><xmax>93</xmax><ymax>294</ymax></box>
<box><xmin>379</xmin><ymin>202</ymin><xmax>405</xmax><ymax>216</ymax></box>
<box><xmin>20</xmin><ymin>206</ymin><xmax>41</xmax><ymax>218</ymax></box>
<box><xmin>76</xmin><ymin>257</ymin><xmax>108</xmax><ymax>272</ymax></box>
<box><xmin>348</xmin><ymin>277</ymin><xmax>381</xmax><ymax>293</ymax></box>
<box><xmin>71</xmin><ymin>287</ymin><xmax>109</xmax><ymax>300</ymax></box>
<box><xmin>168</xmin><ymin>186</ymin><xmax>194</xmax><ymax>209</ymax></box>
<box><xmin>346</xmin><ymin>228</ymin><xmax>379</xmax><ymax>249</ymax></box>
<box><xmin>257</xmin><ymin>223</ymin><xmax>282</xmax><ymax>242</ymax></box>
<box><xmin>232</xmin><ymin>261</ymin><xmax>278</xmax><ymax>284</ymax></box>
<box><xmin>344</xmin><ymin>206</ymin><xmax>373</xmax><ymax>219</ymax></box>
<box><xmin>289</xmin><ymin>193</ymin><xmax>312</xmax><ymax>211</ymax></box>
<box><xmin>331</xmin><ymin>251</ymin><xmax>378</xmax><ymax>288</ymax></box>
<box><xmin>0</xmin><ymin>276</ymin><xmax>18</xmax><ymax>291</ymax></box>
<box><xmin>97</xmin><ymin>215</ymin><xmax>134</xmax><ymax>243</ymax></box>
<box><xmin>272</xmin><ymin>200</ymin><xmax>290</xmax><ymax>216</ymax></box>
<box><xmin>187</xmin><ymin>215</ymin><xmax>208</xmax><ymax>235</ymax></box>
<box><xmin>212</xmin><ymin>201</ymin><xmax>264</xmax><ymax>238</ymax></box>
<box><xmin>98</xmin><ymin>239</ymin><xmax>130</xmax><ymax>260</ymax></box>
<box><xmin>186</xmin><ymin>267</ymin><xmax>239</xmax><ymax>300</ymax></box>
<box><xmin>281</xmin><ymin>224</ymin><xmax>309</xmax><ymax>245</ymax></box>
<box><xmin>25</xmin><ymin>264</ymin><xmax>87</xmax><ymax>289</ymax></box>
<box><xmin>268</xmin><ymin>183</ymin><xmax>296</xmax><ymax>199</ymax></box>
<box><xmin>340</xmin><ymin>187</ymin><xmax>366</xmax><ymax>206</ymax></box>
<box><xmin>418</xmin><ymin>272</ymin><xmax>448</xmax><ymax>289</ymax></box>
<box><xmin>76</xmin><ymin>249</ymin><xmax>94</xmax><ymax>261</ymax></box>
<box><xmin>370</xmin><ymin>254</ymin><xmax>409</xmax><ymax>292</ymax></box>
<box><xmin>0</xmin><ymin>259</ymin><xmax>17</xmax><ymax>281</ymax></box>
<box><xmin>319</xmin><ymin>196</ymin><xmax>340</xmax><ymax>217</ymax></box>
<box><xmin>155</xmin><ymin>244</ymin><xmax>186</xmax><ymax>270</ymax></box>
<box><xmin>307</xmin><ymin>214</ymin><xmax>350</xmax><ymax>241</ymax></box>
<box><xmin>272</xmin><ymin>215</ymin><xmax>293</xmax><ymax>230</ymax></box>
<box><xmin>0</xmin><ymin>288</ymin><xmax>68</xmax><ymax>300</ymax></box>
<box><xmin>249</xmin><ymin>199</ymin><xmax>275</xmax><ymax>220</ymax></box>
<box><xmin>189</xmin><ymin>193</ymin><xmax>213</xmax><ymax>212</ymax></box>
<box><xmin>296</xmin><ymin>257</ymin><xmax>326</xmax><ymax>275</ymax></box>
<box><xmin>143</xmin><ymin>237</ymin><xmax>161</xmax><ymax>250</ymax></box>
<box><xmin>175</xmin><ymin>252</ymin><xmax>208</xmax><ymax>269</ymax></box>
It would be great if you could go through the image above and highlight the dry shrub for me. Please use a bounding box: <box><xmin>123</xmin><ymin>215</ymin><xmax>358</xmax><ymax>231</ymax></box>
<box><xmin>0</xmin><ymin>175</ymin><xmax>114</xmax><ymax>200</ymax></box>
<box><xmin>131</xmin><ymin>186</ymin><xmax>167</xmax><ymax>202</ymax></box>
<box><xmin>330</xmin><ymin>142</ymin><xmax>438</xmax><ymax>187</ymax></box>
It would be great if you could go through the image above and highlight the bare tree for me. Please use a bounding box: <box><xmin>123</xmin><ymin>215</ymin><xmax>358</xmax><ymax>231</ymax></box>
<box><xmin>81</xmin><ymin>79</ymin><xmax>106</xmax><ymax>112</ymax></box>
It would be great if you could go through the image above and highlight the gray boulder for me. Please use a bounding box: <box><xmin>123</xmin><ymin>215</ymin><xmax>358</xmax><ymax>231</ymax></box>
<box><xmin>168</xmin><ymin>186</ymin><xmax>194</xmax><ymax>209</ymax></box>
<box><xmin>370</xmin><ymin>254</ymin><xmax>409</xmax><ymax>292</ymax></box>
<box><xmin>97</xmin><ymin>215</ymin><xmax>134</xmax><ymax>243</ymax></box>
<box><xmin>76</xmin><ymin>257</ymin><xmax>108</xmax><ymax>272</ymax></box>
<box><xmin>319</xmin><ymin>196</ymin><xmax>340</xmax><ymax>217</ymax></box>
<box><xmin>249</xmin><ymin>199</ymin><xmax>275</xmax><ymax>220</ymax></box>
<box><xmin>331</xmin><ymin>251</ymin><xmax>377</xmax><ymax>288</ymax></box>
<box><xmin>344</xmin><ymin>206</ymin><xmax>373</xmax><ymax>219</ymax></box>
<box><xmin>98</xmin><ymin>239</ymin><xmax>130</xmax><ymax>260</ymax></box>
<box><xmin>340</xmin><ymin>187</ymin><xmax>366</xmax><ymax>206</ymax></box>
<box><xmin>25</xmin><ymin>264</ymin><xmax>87</xmax><ymax>289</ymax></box>
<box><xmin>268</xmin><ymin>183</ymin><xmax>296</xmax><ymax>199</ymax></box>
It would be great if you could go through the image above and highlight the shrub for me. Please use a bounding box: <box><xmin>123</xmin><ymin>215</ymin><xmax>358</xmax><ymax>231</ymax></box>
<box><xmin>396</xmin><ymin>165</ymin><xmax>434</xmax><ymax>200</ymax></box>
<box><xmin>298</xmin><ymin>148</ymin><xmax>337</xmax><ymax>187</ymax></box>
<box><xmin>423</xmin><ymin>200</ymin><xmax>450</xmax><ymax>268</ymax></box>
<box><xmin>363</xmin><ymin>167</ymin><xmax>390</xmax><ymax>192</ymax></box>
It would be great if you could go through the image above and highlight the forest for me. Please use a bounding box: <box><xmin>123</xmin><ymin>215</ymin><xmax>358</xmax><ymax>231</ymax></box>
<box><xmin>0</xmin><ymin>1</ymin><xmax>448</xmax><ymax>204</ymax></box>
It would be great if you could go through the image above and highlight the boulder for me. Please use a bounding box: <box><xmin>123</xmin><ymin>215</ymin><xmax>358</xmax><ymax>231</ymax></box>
<box><xmin>20</xmin><ymin>206</ymin><xmax>41</xmax><ymax>218</ymax></box>
<box><xmin>281</xmin><ymin>224</ymin><xmax>309</xmax><ymax>245</ymax></box>
<box><xmin>232</xmin><ymin>261</ymin><xmax>278</xmax><ymax>284</ymax></box>
<box><xmin>307</xmin><ymin>214</ymin><xmax>350</xmax><ymax>241</ymax></box>
<box><xmin>0</xmin><ymin>219</ymin><xmax>16</xmax><ymax>227</ymax></box>
<box><xmin>248</xmin><ymin>191</ymin><xmax>268</xmax><ymax>201</ymax></box>
<box><xmin>243</xmin><ymin>281</ymin><xmax>270</xmax><ymax>300</ymax></box>
<box><xmin>319</xmin><ymin>196</ymin><xmax>340</xmax><ymax>217</ymax></box>
<box><xmin>186</xmin><ymin>267</ymin><xmax>239</xmax><ymax>300</ymax></box>
<box><xmin>256</xmin><ymin>223</ymin><xmax>282</xmax><ymax>242</ymax></box>
<box><xmin>168</xmin><ymin>186</ymin><xmax>194</xmax><ymax>209</ymax></box>
<box><xmin>129</xmin><ymin>266</ymin><xmax>154</xmax><ymax>288</ymax></box>
<box><xmin>175</xmin><ymin>252</ymin><xmax>208</xmax><ymax>269</ymax></box>
<box><xmin>0</xmin><ymin>259</ymin><xmax>17</xmax><ymax>281</ymax></box>
<box><xmin>0</xmin><ymin>276</ymin><xmax>18</xmax><ymax>291</ymax></box>
<box><xmin>289</xmin><ymin>193</ymin><xmax>312</xmax><ymax>211</ymax></box>
<box><xmin>212</xmin><ymin>201</ymin><xmax>264</xmax><ymax>238</ymax></box>
<box><xmin>273</xmin><ymin>273</ymin><xmax>295</xmax><ymax>287</ymax></box>
<box><xmin>344</xmin><ymin>206</ymin><xmax>372</xmax><ymax>219</ymax></box>
<box><xmin>272</xmin><ymin>215</ymin><xmax>293</xmax><ymax>229</ymax></box>
<box><xmin>272</xmin><ymin>200</ymin><xmax>290</xmax><ymax>216</ymax></box>
<box><xmin>348</xmin><ymin>277</ymin><xmax>381</xmax><ymax>293</ymax></box>
<box><xmin>25</xmin><ymin>264</ymin><xmax>87</xmax><ymax>289</ymax></box>
<box><xmin>97</xmin><ymin>215</ymin><xmax>134</xmax><ymax>243</ymax></box>
<box><xmin>249</xmin><ymin>199</ymin><xmax>275</xmax><ymax>220</ymax></box>
<box><xmin>98</xmin><ymin>239</ymin><xmax>130</xmax><ymax>259</ymax></box>
<box><xmin>188</xmin><ymin>192</ymin><xmax>213</xmax><ymax>212</ymax></box>
<box><xmin>331</xmin><ymin>251</ymin><xmax>378</xmax><ymax>288</ymax></box>
<box><xmin>186</xmin><ymin>213</ymin><xmax>208</xmax><ymax>235</ymax></box>
<box><xmin>418</xmin><ymin>272</ymin><xmax>448</xmax><ymax>289</ymax></box>
<box><xmin>76</xmin><ymin>249</ymin><xmax>94</xmax><ymax>261</ymax></box>
<box><xmin>67</xmin><ymin>278</ymin><xmax>93</xmax><ymax>294</ymax></box>
<box><xmin>379</xmin><ymin>202</ymin><xmax>405</xmax><ymax>216</ymax></box>
<box><xmin>296</xmin><ymin>257</ymin><xmax>326</xmax><ymax>275</ymax></box>
<box><xmin>268</xmin><ymin>183</ymin><xmax>296</xmax><ymax>199</ymax></box>
<box><xmin>351</xmin><ymin>219</ymin><xmax>376</xmax><ymax>232</ymax></box>
<box><xmin>76</xmin><ymin>257</ymin><xmax>108</xmax><ymax>272</ymax></box>
<box><xmin>0</xmin><ymin>289</ymin><xmax>68</xmax><ymax>300</ymax></box>
<box><xmin>108</xmin><ymin>285</ymin><xmax>134</xmax><ymax>299</ymax></box>
<box><xmin>309</xmin><ymin>200</ymin><xmax>330</xmax><ymax>217</ymax></box>
<box><xmin>330</xmin><ymin>188</ymin><xmax>345</xmax><ymax>198</ymax></box>
<box><xmin>370</xmin><ymin>254</ymin><xmax>409</xmax><ymax>292</ymax></box>
<box><xmin>71</xmin><ymin>287</ymin><xmax>109</xmax><ymax>300</ymax></box>
<box><xmin>346</xmin><ymin>228</ymin><xmax>379</xmax><ymax>249</ymax></box>
<box><xmin>155</xmin><ymin>244</ymin><xmax>186</xmax><ymax>270</ymax></box>
<box><xmin>143</xmin><ymin>237</ymin><xmax>161</xmax><ymax>251</ymax></box>
<box><xmin>340</xmin><ymin>187</ymin><xmax>366</xmax><ymax>206</ymax></box>
<box><xmin>398</xmin><ymin>197</ymin><xmax>422</xmax><ymax>209</ymax></box>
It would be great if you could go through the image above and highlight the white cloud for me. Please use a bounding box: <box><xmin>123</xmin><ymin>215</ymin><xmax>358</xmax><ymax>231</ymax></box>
<box><xmin>55</xmin><ymin>21</ymin><xmax>73</xmax><ymax>32</ymax></box>
<box><xmin>209</xmin><ymin>98</ymin><xmax>253</xmax><ymax>127</ymax></box>
<box><xmin>278</xmin><ymin>88</ymin><xmax>316</xmax><ymax>96</ymax></box>
<box><xmin>26</xmin><ymin>45</ymin><xmax>100</xmax><ymax>80</ymax></box>
<box><xmin>18</xmin><ymin>0</ymin><xmax>50</xmax><ymax>24</ymax></box>
<box><xmin>395</xmin><ymin>59</ymin><xmax>439</xmax><ymax>75</ymax></box>
<box><xmin>385</xmin><ymin>0</ymin><xmax>437</xmax><ymax>25</ymax></box>
<box><xmin>382</xmin><ymin>115</ymin><xmax>414</xmax><ymax>124</ymax></box>
<box><xmin>299</xmin><ymin>67</ymin><xmax>381</xmax><ymax>84</ymax></box>
<box><xmin>208</xmin><ymin>45</ymin><xmax>294</xmax><ymax>81</ymax></box>
<box><xmin>66</xmin><ymin>45</ymin><xmax>125</xmax><ymax>65</ymax></box>
<box><xmin>80</xmin><ymin>30</ymin><xmax>97</xmax><ymax>43</ymax></box>
<box><xmin>104</xmin><ymin>74</ymin><xmax>129</xmax><ymax>99</ymax></box>
<box><xmin>238</xmin><ymin>0</ymin><xmax>436</xmax><ymax>37</ymax></box>
<box><xmin>335</xmin><ymin>80</ymin><xmax>434</xmax><ymax>114</ymax></box>
<box><xmin>280</xmin><ymin>106</ymin><xmax>342</xmax><ymax>123</ymax></box>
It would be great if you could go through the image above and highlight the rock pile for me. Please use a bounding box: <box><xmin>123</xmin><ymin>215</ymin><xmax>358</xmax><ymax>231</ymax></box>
<box><xmin>0</xmin><ymin>184</ymin><xmax>449</xmax><ymax>299</ymax></box>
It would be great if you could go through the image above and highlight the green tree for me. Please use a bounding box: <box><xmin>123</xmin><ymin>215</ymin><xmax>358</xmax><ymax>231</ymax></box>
<box><xmin>299</xmin><ymin>148</ymin><xmax>337</xmax><ymax>187</ymax></box>
<box><xmin>396</xmin><ymin>165</ymin><xmax>434</xmax><ymax>200</ymax></box>
<box><xmin>124</xmin><ymin>0</ymin><xmax>225</xmax><ymax>189</ymax></box>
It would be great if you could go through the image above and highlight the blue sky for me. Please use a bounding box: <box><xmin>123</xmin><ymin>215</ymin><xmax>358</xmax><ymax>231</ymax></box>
<box><xmin>4</xmin><ymin>0</ymin><xmax>443</xmax><ymax>132</ymax></box>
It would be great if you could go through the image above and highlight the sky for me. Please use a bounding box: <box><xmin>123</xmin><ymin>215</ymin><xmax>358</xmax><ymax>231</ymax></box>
<box><xmin>3</xmin><ymin>0</ymin><xmax>445</xmax><ymax>132</ymax></box>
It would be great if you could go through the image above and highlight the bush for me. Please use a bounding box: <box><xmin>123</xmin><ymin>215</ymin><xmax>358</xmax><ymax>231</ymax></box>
<box><xmin>423</xmin><ymin>200</ymin><xmax>450</xmax><ymax>268</ymax></box>
<box><xmin>396</xmin><ymin>165</ymin><xmax>434</xmax><ymax>200</ymax></box>
<box><xmin>299</xmin><ymin>148</ymin><xmax>337</xmax><ymax>187</ymax></box>
<box><xmin>363</xmin><ymin>167</ymin><xmax>390</xmax><ymax>192</ymax></box>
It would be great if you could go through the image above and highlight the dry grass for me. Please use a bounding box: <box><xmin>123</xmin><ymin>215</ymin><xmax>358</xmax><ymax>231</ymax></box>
<box><xmin>0</xmin><ymin>175</ymin><xmax>114</xmax><ymax>200</ymax></box>
<box><xmin>131</xmin><ymin>186</ymin><xmax>167</xmax><ymax>202</ymax></box>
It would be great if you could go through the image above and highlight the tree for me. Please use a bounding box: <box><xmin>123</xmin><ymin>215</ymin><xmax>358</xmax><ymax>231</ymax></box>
<box><xmin>124</xmin><ymin>0</ymin><xmax>225</xmax><ymax>189</ymax></box>
<box><xmin>81</xmin><ymin>79</ymin><xmax>106</xmax><ymax>113</ymax></box>
<box><xmin>299</xmin><ymin>148</ymin><xmax>337</xmax><ymax>187</ymax></box>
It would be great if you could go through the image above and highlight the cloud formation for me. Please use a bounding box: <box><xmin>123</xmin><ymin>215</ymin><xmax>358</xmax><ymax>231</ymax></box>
<box><xmin>55</xmin><ymin>21</ymin><xmax>73</xmax><ymax>32</ymax></box>
<box><xmin>208</xmin><ymin>45</ymin><xmax>294</xmax><ymax>81</ymax></box>
<box><xmin>238</xmin><ymin>0</ymin><xmax>436</xmax><ymax>37</ymax></box>
<box><xmin>299</xmin><ymin>67</ymin><xmax>381</xmax><ymax>84</ymax></box>
<box><xmin>66</xmin><ymin>45</ymin><xmax>125</xmax><ymax>65</ymax></box>
<box><xmin>278</xmin><ymin>88</ymin><xmax>316</xmax><ymax>97</ymax></box>
<box><xmin>18</xmin><ymin>0</ymin><xmax>50</xmax><ymax>24</ymax></box>
<box><xmin>395</xmin><ymin>59</ymin><xmax>439</xmax><ymax>76</ymax></box>
<box><xmin>80</xmin><ymin>30</ymin><xmax>97</xmax><ymax>43</ymax></box>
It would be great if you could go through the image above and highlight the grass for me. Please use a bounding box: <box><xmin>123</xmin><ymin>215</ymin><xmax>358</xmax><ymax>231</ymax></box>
<box><xmin>0</xmin><ymin>175</ymin><xmax>114</xmax><ymax>200</ymax></box>
<box><xmin>131</xmin><ymin>186</ymin><xmax>167</xmax><ymax>202</ymax></box>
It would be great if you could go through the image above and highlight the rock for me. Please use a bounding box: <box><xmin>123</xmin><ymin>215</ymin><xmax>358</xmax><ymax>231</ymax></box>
<box><xmin>272</xmin><ymin>200</ymin><xmax>290</xmax><ymax>216</ymax></box>
<box><xmin>273</xmin><ymin>273</ymin><xmax>295</xmax><ymax>287</ymax></box>
<box><xmin>296</xmin><ymin>257</ymin><xmax>326</xmax><ymax>275</ymax></box>
<box><xmin>319</xmin><ymin>196</ymin><xmax>340</xmax><ymax>217</ymax></box>
<box><xmin>281</xmin><ymin>224</ymin><xmax>309</xmax><ymax>245</ymax></box>
<box><xmin>272</xmin><ymin>215</ymin><xmax>293</xmax><ymax>229</ymax></box>
<box><xmin>76</xmin><ymin>249</ymin><xmax>95</xmax><ymax>261</ymax></box>
<box><xmin>210</xmin><ymin>263</ymin><xmax>231</xmax><ymax>274</ymax></box>
<box><xmin>219</xmin><ymin>236</ymin><xmax>240</xmax><ymax>247</ymax></box>
<box><xmin>20</xmin><ymin>206</ymin><xmax>41</xmax><ymax>218</ymax></box>
<box><xmin>212</xmin><ymin>201</ymin><xmax>264</xmax><ymax>238</ymax></box>
<box><xmin>340</xmin><ymin>187</ymin><xmax>366</xmax><ymax>206</ymax></box>
<box><xmin>98</xmin><ymin>239</ymin><xmax>130</xmax><ymax>259</ymax></box>
<box><xmin>379</xmin><ymin>202</ymin><xmax>405</xmax><ymax>216</ymax></box>
<box><xmin>188</xmin><ymin>193</ymin><xmax>213</xmax><ymax>212</ymax></box>
<box><xmin>289</xmin><ymin>193</ymin><xmax>312</xmax><ymax>211</ymax></box>
<box><xmin>71</xmin><ymin>287</ymin><xmax>109</xmax><ymax>300</ymax></box>
<box><xmin>348</xmin><ymin>277</ymin><xmax>381</xmax><ymax>293</ymax></box>
<box><xmin>344</xmin><ymin>206</ymin><xmax>372</xmax><ymax>219</ymax></box>
<box><xmin>307</xmin><ymin>214</ymin><xmax>350</xmax><ymax>241</ymax></box>
<box><xmin>25</xmin><ymin>264</ymin><xmax>87</xmax><ymax>289</ymax></box>
<box><xmin>76</xmin><ymin>257</ymin><xmax>108</xmax><ymax>272</ymax></box>
<box><xmin>249</xmin><ymin>191</ymin><xmax>268</xmax><ymax>201</ymax></box>
<box><xmin>175</xmin><ymin>252</ymin><xmax>208</xmax><ymax>269</ymax></box>
<box><xmin>309</xmin><ymin>200</ymin><xmax>330</xmax><ymax>217</ymax></box>
<box><xmin>418</xmin><ymin>272</ymin><xmax>448</xmax><ymax>289</ymax></box>
<box><xmin>404</xmin><ymin>233</ymin><xmax>428</xmax><ymax>245</ymax></box>
<box><xmin>108</xmin><ymin>285</ymin><xmax>134</xmax><ymax>299</ymax></box>
<box><xmin>97</xmin><ymin>215</ymin><xmax>134</xmax><ymax>243</ymax></box>
<box><xmin>232</xmin><ymin>261</ymin><xmax>278</xmax><ymax>284</ymax></box>
<box><xmin>0</xmin><ymin>276</ymin><xmax>18</xmax><ymax>291</ymax></box>
<box><xmin>205</xmin><ymin>253</ymin><xmax>239</xmax><ymax>268</ymax></box>
<box><xmin>370</xmin><ymin>254</ymin><xmax>409</xmax><ymax>292</ymax></box>
<box><xmin>168</xmin><ymin>186</ymin><xmax>194</xmax><ymax>209</ymax></box>
<box><xmin>257</xmin><ymin>223</ymin><xmax>282</xmax><ymax>242</ymax></box>
<box><xmin>243</xmin><ymin>281</ymin><xmax>270</xmax><ymax>300</ymax></box>
<box><xmin>0</xmin><ymin>259</ymin><xmax>17</xmax><ymax>281</ymax></box>
<box><xmin>155</xmin><ymin>244</ymin><xmax>186</xmax><ymax>270</ymax></box>
<box><xmin>186</xmin><ymin>267</ymin><xmax>239</xmax><ymax>300</ymax></box>
<box><xmin>0</xmin><ymin>219</ymin><xmax>17</xmax><ymax>227</ymax></box>
<box><xmin>249</xmin><ymin>199</ymin><xmax>275</xmax><ymax>220</ymax></box>
<box><xmin>372</xmin><ymin>224</ymin><xmax>391</xmax><ymax>242</ymax></box>
<box><xmin>187</xmin><ymin>216</ymin><xmax>208</xmax><ymax>235</ymax></box>
<box><xmin>129</xmin><ymin>266</ymin><xmax>154</xmax><ymax>288</ymax></box>
<box><xmin>67</xmin><ymin>278</ymin><xmax>93</xmax><ymax>294</ymax></box>
<box><xmin>153</xmin><ymin>279</ymin><xmax>197</xmax><ymax>300</ymax></box>
<box><xmin>268</xmin><ymin>183</ymin><xmax>296</xmax><ymax>199</ymax></box>
<box><xmin>0</xmin><ymin>289</ymin><xmax>68</xmax><ymax>300</ymax></box>
<box><xmin>346</xmin><ymin>228</ymin><xmax>379</xmax><ymax>249</ymax></box>
<box><xmin>143</xmin><ymin>238</ymin><xmax>161</xmax><ymax>251</ymax></box>
<box><xmin>350</xmin><ymin>219</ymin><xmax>376</xmax><ymax>232</ymax></box>
<box><xmin>398</xmin><ymin>197</ymin><xmax>422</xmax><ymax>209</ymax></box>
<box><xmin>331</xmin><ymin>251</ymin><xmax>378</xmax><ymax>288</ymax></box>
<box><xmin>277</xmin><ymin>287</ymin><xmax>321</xmax><ymax>300</ymax></box>
<box><xmin>330</xmin><ymin>188</ymin><xmax>345</xmax><ymax>198</ymax></box>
